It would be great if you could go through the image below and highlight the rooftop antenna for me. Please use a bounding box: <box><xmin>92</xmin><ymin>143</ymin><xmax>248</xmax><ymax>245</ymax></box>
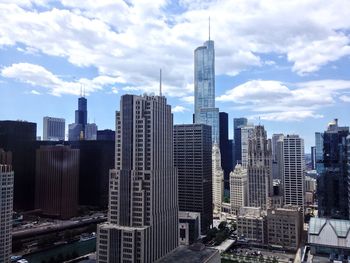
<box><xmin>159</xmin><ymin>68</ymin><xmax>162</xmax><ymax>96</ymax></box>
<box><xmin>259</xmin><ymin>116</ymin><xmax>261</xmax><ymax>125</ymax></box>
<box><xmin>209</xmin><ymin>16</ymin><xmax>211</xmax><ymax>40</ymax></box>
<box><xmin>83</xmin><ymin>85</ymin><xmax>85</xmax><ymax>98</ymax></box>
<box><xmin>80</xmin><ymin>83</ymin><xmax>82</xmax><ymax>97</ymax></box>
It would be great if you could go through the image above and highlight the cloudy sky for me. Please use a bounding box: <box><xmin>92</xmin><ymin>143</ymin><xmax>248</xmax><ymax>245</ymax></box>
<box><xmin>1</xmin><ymin>0</ymin><xmax>350</xmax><ymax>151</ymax></box>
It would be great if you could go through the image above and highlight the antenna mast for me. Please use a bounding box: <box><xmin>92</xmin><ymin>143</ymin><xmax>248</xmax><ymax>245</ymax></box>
<box><xmin>159</xmin><ymin>69</ymin><xmax>162</xmax><ymax>96</ymax></box>
<box><xmin>209</xmin><ymin>16</ymin><xmax>211</xmax><ymax>40</ymax></box>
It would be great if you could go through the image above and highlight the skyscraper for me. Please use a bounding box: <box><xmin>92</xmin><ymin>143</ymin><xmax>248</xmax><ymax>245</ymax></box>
<box><xmin>272</xmin><ymin>134</ymin><xmax>284</xmax><ymax>179</ymax></box>
<box><xmin>233</xmin><ymin>117</ymin><xmax>248</xmax><ymax>165</ymax></box>
<box><xmin>85</xmin><ymin>123</ymin><xmax>98</xmax><ymax>140</ymax></box>
<box><xmin>241</xmin><ymin>124</ymin><xmax>255</xmax><ymax>167</ymax></box>
<box><xmin>311</xmin><ymin>146</ymin><xmax>316</xmax><ymax>170</ymax></box>
<box><xmin>43</xmin><ymin>116</ymin><xmax>65</xmax><ymax>141</ymax></box>
<box><xmin>230</xmin><ymin>164</ymin><xmax>248</xmax><ymax>215</ymax></box>
<box><xmin>194</xmin><ymin>33</ymin><xmax>219</xmax><ymax>144</ymax></box>
<box><xmin>0</xmin><ymin>120</ymin><xmax>36</xmax><ymax>210</ymax></box>
<box><xmin>317</xmin><ymin>119</ymin><xmax>349</xmax><ymax>219</ymax></box>
<box><xmin>0</xmin><ymin>149</ymin><xmax>13</xmax><ymax>263</ymax></box>
<box><xmin>35</xmin><ymin>145</ymin><xmax>79</xmax><ymax>219</ymax></box>
<box><xmin>219</xmin><ymin>112</ymin><xmax>233</xmax><ymax>192</ymax></box>
<box><xmin>174</xmin><ymin>124</ymin><xmax>212</xmax><ymax>233</ymax></box>
<box><xmin>69</xmin><ymin>96</ymin><xmax>87</xmax><ymax>141</ymax></box>
<box><xmin>247</xmin><ymin>126</ymin><xmax>272</xmax><ymax>209</ymax></box>
<box><xmin>96</xmin><ymin>94</ymin><xmax>178</xmax><ymax>263</ymax></box>
<box><xmin>282</xmin><ymin>135</ymin><xmax>305</xmax><ymax>211</ymax></box>
<box><xmin>315</xmin><ymin>132</ymin><xmax>324</xmax><ymax>174</ymax></box>
<box><xmin>212</xmin><ymin>143</ymin><xmax>224</xmax><ymax>214</ymax></box>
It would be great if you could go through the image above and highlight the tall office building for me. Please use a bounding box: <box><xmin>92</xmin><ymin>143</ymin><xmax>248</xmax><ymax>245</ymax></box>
<box><xmin>247</xmin><ymin>125</ymin><xmax>272</xmax><ymax>209</ymax></box>
<box><xmin>347</xmin><ymin>135</ymin><xmax>350</xmax><ymax>219</ymax></box>
<box><xmin>69</xmin><ymin>96</ymin><xmax>87</xmax><ymax>141</ymax></box>
<box><xmin>194</xmin><ymin>34</ymin><xmax>219</xmax><ymax>144</ymax></box>
<box><xmin>85</xmin><ymin>123</ymin><xmax>98</xmax><ymax>140</ymax></box>
<box><xmin>35</xmin><ymin>145</ymin><xmax>79</xmax><ymax>219</ymax></box>
<box><xmin>43</xmin><ymin>116</ymin><xmax>65</xmax><ymax>141</ymax></box>
<box><xmin>0</xmin><ymin>149</ymin><xmax>13</xmax><ymax>263</ymax></box>
<box><xmin>212</xmin><ymin>143</ymin><xmax>224</xmax><ymax>214</ymax></box>
<box><xmin>0</xmin><ymin>120</ymin><xmax>36</xmax><ymax>210</ymax></box>
<box><xmin>315</xmin><ymin>132</ymin><xmax>324</xmax><ymax>174</ymax></box>
<box><xmin>219</xmin><ymin>112</ymin><xmax>233</xmax><ymax>192</ymax></box>
<box><xmin>174</xmin><ymin>124</ymin><xmax>212</xmax><ymax>233</ymax></box>
<box><xmin>230</xmin><ymin>164</ymin><xmax>248</xmax><ymax>215</ymax></box>
<box><xmin>272</xmin><ymin>134</ymin><xmax>284</xmax><ymax>179</ymax></box>
<box><xmin>233</xmin><ymin>117</ymin><xmax>248</xmax><ymax>165</ymax></box>
<box><xmin>241</xmin><ymin>125</ymin><xmax>255</xmax><ymax>167</ymax></box>
<box><xmin>97</xmin><ymin>94</ymin><xmax>178</xmax><ymax>263</ymax></box>
<box><xmin>311</xmin><ymin>146</ymin><xmax>316</xmax><ymax>170</ymax></box>
<box><xmin>283</xmin><ymin>135</ymin><xmax>305</xmax><ymax>211</ymax></box>
<box><xmin>317</xmin><ymin>119</ymin><xmax>349</xmax><ymax>219</ymax></box>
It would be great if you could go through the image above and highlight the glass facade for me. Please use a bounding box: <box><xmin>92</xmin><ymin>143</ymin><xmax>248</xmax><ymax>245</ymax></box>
<box><xmin>194</xmin><ymin>40</ymin><xmax>219</xmax><ymax>143</ymax></box>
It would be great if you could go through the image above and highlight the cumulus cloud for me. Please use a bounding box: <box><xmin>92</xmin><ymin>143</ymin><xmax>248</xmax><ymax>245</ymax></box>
<box><xmin>172</xmin><ymin>105</ymin><xmax>189</xmax><ymax>113</ymax></box>
<box><xmin>217</xmin><ymin>79</ymin><xmax>350</xmax><ymax>121</ymax></box>
<box><xmin>1</xmin><ymin>0</ymin><xmax>350</xmax><ymax>98</ymax></box>
<box><xmin>1</xmin><ymin>63</ymin><xmax>122</xmax><ymax>96</ymax></box>
<box><xmin>30</xmin><ymin>89</ymin><xmax>41</xmax><ymax>95</ymax></box>
<box><xmin>340</xmin><ymin>95</ymin><xmax>350</xmax><ymax>102</ymax></box>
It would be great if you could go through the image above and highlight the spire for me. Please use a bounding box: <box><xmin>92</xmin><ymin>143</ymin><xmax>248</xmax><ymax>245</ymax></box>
<box><xmin>208</xmin><ymin>16</ymin><xmax>211</xmax><ymax>40</ymax></box>
<box><xmin>159</xmin><ymin>68</ymin><xmax>162</xmax><ymax>96</ymax></box>
<box><xmin>80</xmin><ymin>83</ymin><xmax>82</xmax><ymax>97</ymax></box>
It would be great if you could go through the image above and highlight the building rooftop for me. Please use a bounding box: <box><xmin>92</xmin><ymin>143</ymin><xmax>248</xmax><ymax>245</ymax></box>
<box><xmin>157</xmin><ymin>244</ymin><xmax>219</xmax><ymax>263</ymax></box>
<box><xmin>309</xmin><ymin>217</ymin><xmax>350</xmax><ymax>238</ymax></box>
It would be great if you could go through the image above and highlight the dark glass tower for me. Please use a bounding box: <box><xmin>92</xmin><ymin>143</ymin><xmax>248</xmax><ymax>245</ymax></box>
<box><xmin>317</xmin><ymin>119</ymin><xmax>349</xmax><ymax>219</ymax></box>
<box><xmin>174</xmin><ymin>124</ymin><xmax>212</xmax><ymax>233</ymax></box>
<box><xmin>0</xmin><ymin>121</ymin><xmax>36</xmax><ymax>210</ymax></box>
<box><xmin>219</xmin><ymin>112</ymin><xmax>233</xmax><ymax>193</ymax></box>
<box><xmin>233</xmin><ymin>117</ymin><xmax>248</xmax><ymax>165</ymax></box>
<box><xmin>76</xmin><ymin>97</ymin><xmax>87</xmax><ymax>128</ymax></box>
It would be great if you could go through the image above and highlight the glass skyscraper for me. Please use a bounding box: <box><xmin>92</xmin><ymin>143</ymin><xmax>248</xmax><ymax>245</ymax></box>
<box><xmin>194</xmin><ymin>39</ymin><xmax>219</xmax><ymax>143</ymax></box>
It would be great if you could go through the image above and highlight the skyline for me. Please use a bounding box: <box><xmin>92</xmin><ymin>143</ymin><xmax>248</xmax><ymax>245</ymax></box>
<box><xmin>1</xmin><ymin>1</ymin><xmax>350</xmax><ymax>150</ymax></box>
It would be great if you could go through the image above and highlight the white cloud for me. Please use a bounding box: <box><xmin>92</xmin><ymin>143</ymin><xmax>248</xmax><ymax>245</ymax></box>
<box><xmin>0</xmin><ymin>0</ymin><xmax>350</xmax><ymax>99</ymax></box>
<box><xmin>340</xmin><ymin>95</ymin><xmax>350</xmax><ymax>102</ymax></box>
<box><xmin>180</xmin><ymin>96</ymin><xmax>194</xmax><ymax>104</ymax></box>
<box><xmin>172</xmin><ymin>105</ymin><xmax>189</xmax><ymax>113</ymax></box>
<box><xmin>1</xmin><ymin>63</ymin><xmax>122</xmax><ymax>96</ymax></box>
<box><xmin>30</xmin><ymin>89</ymin><xmax>41</xmax><ymax>95</ymax></box>
<box><xmin>217</xmin><ymin>79</ymin><xmax>350</xmax><ymax>121</ymax></box>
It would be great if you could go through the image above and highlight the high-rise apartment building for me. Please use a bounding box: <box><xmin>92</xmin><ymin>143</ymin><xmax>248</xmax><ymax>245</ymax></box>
<box><xmin>233</xmin><ymin>117</ymin><xmax>248</xmax><ymax>165</ymax></box>
<box><xmin>212</xmin><ymin>143</ymin><xmax>224</xmax><ymax>214</ymax></box>
<box><xmin>247</xmin><ymin>126</ymin><xmax>272</xmax><ymax>209</ymax></box>
<box><xmin>194</xmin><ymin>36</ymin><xmax>219</xmax><ymax>144</ymax></box>
<box><xmin>35</xmin><ymin>145</ymin><xmax>79</xmax><ymax>219</ymax></box>
<box><xmin>43</xmin><ymin>116</ymin><xmax>65</xmax><ymax>141</ymax></box>
<box><xmin>230</xmin><ymin>164</ymin><xmax>247</xmax><ymax>215</ymax></box>
<box><xmin>0</xmin><ymin>120</ymin><xmax>36</xmax><ymax>210</ymax></box>
<box><xmin>282</xmin><ymin>135</ymin><xmax>305</xmax><ymax>211</ymax></box>
<box><xmin>96</xmin><ymin>94</ymin><xmax>178</xmax><ymax>263</ymax></box>
<box><xmin>0</xmin><ymin>149</ymin><xmax>13</xmax><ymax>263</ymax></box>
<box><xmin>174</xmin><ymin>124</ymin><xmax>212</xmax><ymax>233</ymax></box>
<box><xmin>317</xmin><ymin>119</ymin><xmax>349</xmax><ymax>219</ymax></box>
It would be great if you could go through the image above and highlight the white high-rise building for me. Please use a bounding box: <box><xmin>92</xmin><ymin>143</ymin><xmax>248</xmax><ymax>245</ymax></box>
<box><xmin>0</xmin><ymin>161</ymin><xmax>14</xmax><ymax>263</ymax></box>
<box><xmin>85</xmin><ymin>123</ymin><xmax>98</xmax><ymax>140</ymax></box>
<box><xmin>212</xmin><ymin>143</ymin><xmax>224</xmax><ymax>214</ymax></box>
<box><xmin>247</xmin><ymin>126</ymin><xmax>273</xmax><ymax>209</ymax></box>
<box><xmin>96</xmin><ymin>94</ymin><xmax>178</xmax><ymax>263</ymax></box>
<box><xmin>283</xmin><ymin>135</ymin><xmax>305</xmax><ymax>211</ymax></box>
<box><xmin>230</xmin><ymin>164</ymin><xmax>247</xmax><ymax>215</ymax></box>
<box><xmin>43</xmin><ymin>116</ymin><xmax>65</xmax><ymax>141</ymax></box>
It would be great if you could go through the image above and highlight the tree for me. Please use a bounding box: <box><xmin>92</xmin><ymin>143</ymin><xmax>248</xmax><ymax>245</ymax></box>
<box><xmin>218</xmin><ymin>221</ymin><xmax>227</xmax><ymax>231</ymax></box>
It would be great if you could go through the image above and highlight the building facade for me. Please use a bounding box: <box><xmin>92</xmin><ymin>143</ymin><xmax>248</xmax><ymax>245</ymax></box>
<box><xmin>43</xmin><ymin>116</ymin><xmax>65</xmax><ymax>141</ymax></box>
<box><xmin>233</xmin><ymin>117</ymin><xmax>248</xmax><ymax>165</ymax></box>
<box><xmin>194</xmin><ymin>38</ymin><xmax>219</xmax><ymax>144</ymax></box>
<box><xmin>230</xmin><ymin>164</ymin><xmax>247</xmax><ymax>215</ymax></box>
<box><xmin>0</xmin><ymin>150</ymin><xmax>13</xmax><ymax>263</ymax></box>
<box><xmin>0</xmin><ymin>120</ymin><xmax>36</xmax><ymax>210</ymax></box>
<box><xmin>241</xmin><ymin>125</ymin><xmax>255</xmax><ymax>168</ymax></box>
<box><xmin>212</xmin><ymin>143</ymin><xmax>224</xmax><ymax>214</ymax></box>
<box><xmin>179</xmin><ymin>211</ymin><xmax>201</xmax><ymax>246</ymax></box>
<box><xmin>96</xmin><ymin>94</ymin><xmax>178</xmax><ymax>263</ymax></box>
<box><xmin>85</xmin><ymin>123</ymin><xmax>98</xmax><ymax>140</ymax></box>
<box><xmin>317</xmin><ymin>119</ymin><xmax>349</xmax><ymax>219</ymax></box>
<box><xmin>247</xmin><ymin>126</ymin><xmax>272</xmax><ymax>209</ymax></box>
<box><xmin>35</xmin><ymin>145</ymin><xmax>79</xmax><ymax>219</ymax></box>
<box><xmin>174</xmin><ymin>124</ymin><xmax>212</xmax><ymax>233</ymax></box>
<box><xmin>237</xmin><ymin>207</ymin><xmax>266</xmax><ymax>243</ymax></box>
<box><xmin>283</xmin><ymin>135</ymin><xmax>305</xmax><ymax>211</ymax></box>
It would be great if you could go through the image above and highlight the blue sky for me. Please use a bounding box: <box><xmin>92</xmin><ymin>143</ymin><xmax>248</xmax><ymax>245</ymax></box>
<box><xmin>1</xmin><ymin>0</ymin><xmax>350</xmax><ymax>152</ymax></box>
